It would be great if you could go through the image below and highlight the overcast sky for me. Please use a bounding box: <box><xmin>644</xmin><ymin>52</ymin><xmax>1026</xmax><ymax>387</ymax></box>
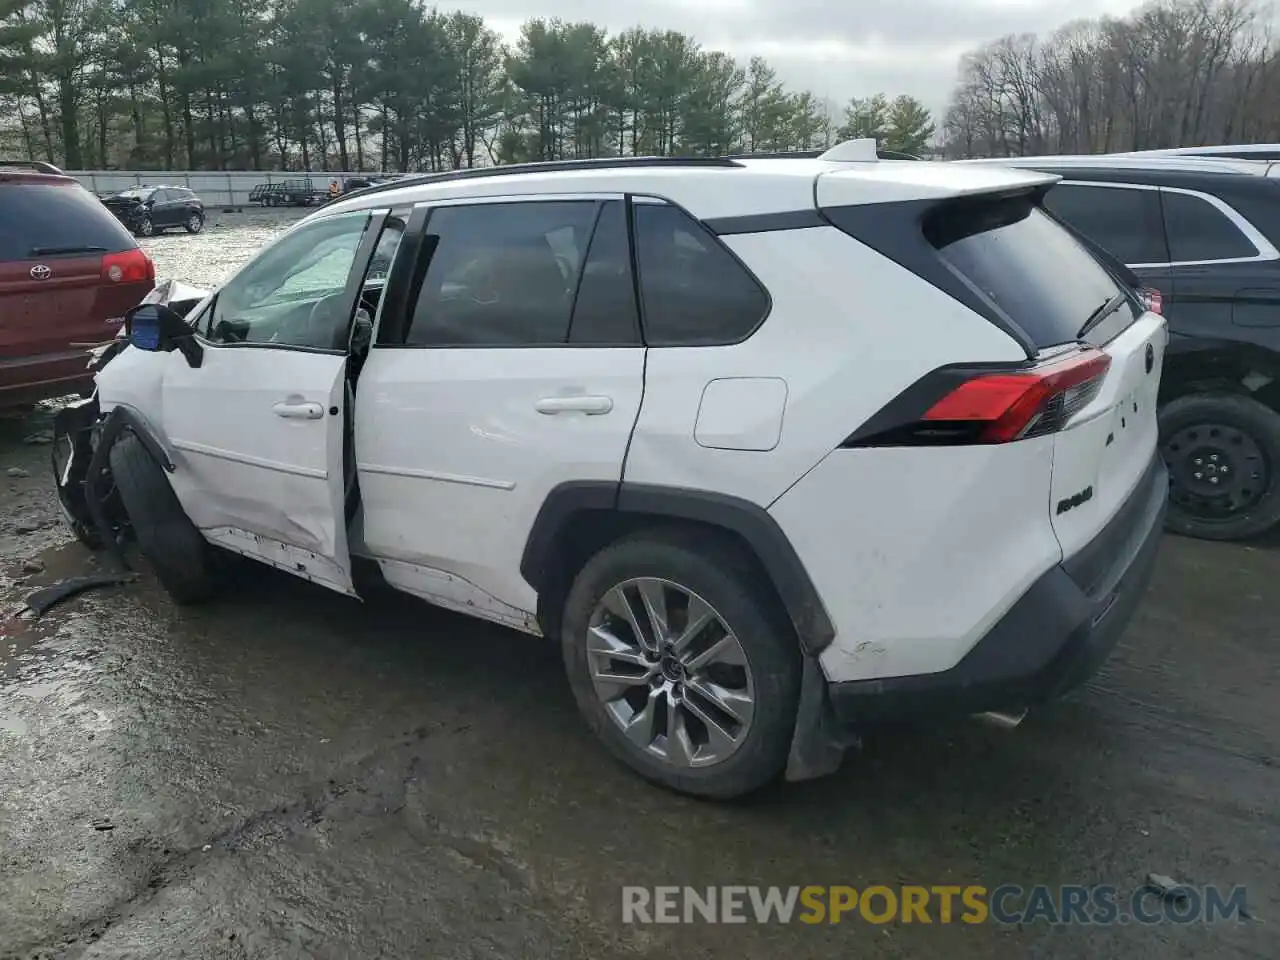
<box><xmin>458</xmin><ymin>0</ymin><xmax>1143</xmax><ymax>119</ymax></box>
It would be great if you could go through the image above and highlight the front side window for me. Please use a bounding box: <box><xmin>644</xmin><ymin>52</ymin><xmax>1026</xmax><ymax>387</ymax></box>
<box><xmin>1161</xmin><ymin>191</ymin><xmax>1259</xmax><ymax>262</ymax></box>
<box><xmin>1041</xmin><ymin>183</ymin><xmax>1168</xmax><ymax>265</ymax></box>
<box><xmin>406</xmin><ymin>200</ymin><xmax>597</xmax><ymax>346</ymax></box>
<box><xmin>202</xmin><ymin>210</ymin><xmax>371</xmax><ymax>350</ymax></box>
<box><xmin>633</xmin><ymin>203</ymin><xmax>769</xmax><ymax>346</ymax></box>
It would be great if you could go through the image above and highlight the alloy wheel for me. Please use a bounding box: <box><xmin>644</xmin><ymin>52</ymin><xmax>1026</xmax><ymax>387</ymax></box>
<box><xmin>586</xmin><ymin>577</ymin><xmax>755</xmax><ymax>768</ymax></box>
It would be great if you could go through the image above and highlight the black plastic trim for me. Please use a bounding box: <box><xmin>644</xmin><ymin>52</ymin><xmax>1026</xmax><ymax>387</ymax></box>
<box><xmin>374</xmin><ymin>203</ymin><xmax>434</xmax><ymax>345</ymax></box>
<box><xmin>704</xmin><ymin>209</ymin><xmax>827</xmax><ymax>235</ymax></box>
<box><xmin>829</xmin><ymin>453</ymin><xmax>1167</xmax><ymax>723</ymax></box>
<box><xmin>108</xmin><ymin>404</ymin><xmax>175</xmax><ymax>472</ymax></box>
<box><xmin>521</xmin><ymin>481</ymin><xmax>836</xmax><ymax>656</ymax></box>
<box><xmin>519</xmin><ymin>481</ymin><xmax>621</xmax><ymax>592</ymax></box>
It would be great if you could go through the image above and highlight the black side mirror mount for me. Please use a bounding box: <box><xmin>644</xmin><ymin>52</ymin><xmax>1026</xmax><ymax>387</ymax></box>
<box><xmin>124</xmin><ymin>303</ymin><xmax>204</xmax><ymax>368</ymax></box>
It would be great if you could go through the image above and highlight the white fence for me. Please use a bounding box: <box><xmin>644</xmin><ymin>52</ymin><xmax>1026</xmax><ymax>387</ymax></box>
<box><xmin>66</xmin><ymin>170</ymin><xmax>371</xmax><ymax>208</ymax></box>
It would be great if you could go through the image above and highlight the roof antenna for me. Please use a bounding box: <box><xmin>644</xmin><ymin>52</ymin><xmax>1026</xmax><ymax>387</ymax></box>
<box><xmin>817</xmin><ymin>139</ymin><xmax>880</xmax><ymax>162</ymax></box>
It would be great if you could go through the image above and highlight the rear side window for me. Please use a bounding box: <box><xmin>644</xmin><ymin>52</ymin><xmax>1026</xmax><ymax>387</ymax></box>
<box><xmin>928</xmin><ymin>197</ymin><xmax>1132</xmax><ymax>348</ymax></box>
<box><xmin>407</xmin><ymin>200</ymin><xmax>597</xmax><ymax>346</ymax></box>
<box><xmin>1161</xmin><ymin>191</ymin><xmax>1258</xmax><ymax>262</ymax></box>
<box><xmin>0</xmin><ymin>182</ymin><xmax>137</xmax><ymax>260</ymax></box>
<box><xmin>1042</xmin><ymin>184</ymin><xmax>1168</xmax><ymax>265</ymax></box>
<box><xmin>634</xmin><ymin>203</ymin><xmax>769</xmax><ymax>346</ymax></box>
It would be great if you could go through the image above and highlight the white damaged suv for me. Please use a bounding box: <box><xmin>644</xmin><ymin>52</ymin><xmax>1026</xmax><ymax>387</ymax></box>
<box><xmin>53</xmin><ymin>143</ymin><xmax>1169</xmax><ymax>798</ymax></box>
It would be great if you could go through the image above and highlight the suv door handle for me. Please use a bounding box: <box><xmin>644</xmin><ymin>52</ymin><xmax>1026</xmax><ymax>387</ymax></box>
<box><xmin>535</xmin><ymin>395</ymin><xmax>613</xmax><ymax>415</ymax></box>
<box><xmin>273</xmin><ymin>400</ymin><xmax>324</xmax><ymax>420</ymax></box>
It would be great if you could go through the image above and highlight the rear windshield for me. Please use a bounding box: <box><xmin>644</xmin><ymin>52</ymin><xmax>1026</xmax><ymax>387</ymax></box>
<box><xmin>927</xmin><ymin>196</ymin><xmax>1135</xmax><ymax>348</ymax></box>
<box><xmin>0</xmin><ymin>182</ymin><xmax>137</xmax><ymax>260</ymax></box>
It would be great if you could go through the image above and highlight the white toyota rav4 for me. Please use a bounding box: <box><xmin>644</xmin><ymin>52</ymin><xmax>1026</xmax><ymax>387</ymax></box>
<box><xmin>53</xmin><ymin>142</ymin><xmax>1169</xmax><ymax>798</ymax></box>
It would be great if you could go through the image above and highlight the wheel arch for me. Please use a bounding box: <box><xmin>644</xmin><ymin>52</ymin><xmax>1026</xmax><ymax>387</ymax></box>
<box><xmin>521</xmin><ymin>481</ymin><xmax>836</xmax><ymax>658</ymax></box>
<box><xmin>104</xmin><ymin>403</ymin><xmax>176</xmax><ymax>472</ymax></box>
<box><xmin>1160</xmin><ymin>339</ymin><xmax>1280</xmax><ymax>411</ymax></box>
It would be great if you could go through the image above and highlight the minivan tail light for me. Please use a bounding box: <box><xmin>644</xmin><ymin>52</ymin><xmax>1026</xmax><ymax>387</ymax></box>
<box><xmin>101</xmin><ymin>248</ymin><xmax>155</xmax><ymax>284</ymax></box>
<box><xmin>844</xmin><ymin>348</ymin><xmax>1113</xmax><ymax>448</ymax></box>
<box><xmin>922</xmin><ymin>349</ymin><xmax>1111</xmax><ymax>442</ymax></box>
<box><xmin>1139</xmin><ymin>286</ymin><xmax>1162</xmax><ymax>315</ymax></box>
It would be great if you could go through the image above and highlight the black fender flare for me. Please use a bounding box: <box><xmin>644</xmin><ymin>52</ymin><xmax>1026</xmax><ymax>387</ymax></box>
<box><xmin>84</xmin><ymin>406</ymin><xmax>174</xmax><ymax>571</ymax></box>
<box><xmin>104</xmin><ymin>404</ymin><xmax>175</xmax><ymax>472</ymax></box>
<box><xmin>520</xmin><ymin>481</ymin><xmax>836</xmax><ymax>658</ymax></box>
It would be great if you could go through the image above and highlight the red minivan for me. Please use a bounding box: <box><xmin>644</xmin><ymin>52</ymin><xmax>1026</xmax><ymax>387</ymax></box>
<box><xmin>0</xmin><ymin>162</ymin><xmax>155</xmax><ymax>406</ymax></box>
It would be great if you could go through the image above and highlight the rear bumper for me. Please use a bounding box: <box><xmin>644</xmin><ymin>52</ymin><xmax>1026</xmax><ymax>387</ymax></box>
<box><xmin>829</xmin><ymin>452</ymin><xmax>1168</xmax><ymax>724</ymax></box>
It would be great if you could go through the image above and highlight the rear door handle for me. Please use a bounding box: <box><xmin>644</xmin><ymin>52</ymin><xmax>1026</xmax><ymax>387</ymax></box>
<box><xmin>535</xmin><ymin>395</ymin><xmax>613</xmax><ymax>415</ymax></box>
<box><xmin>273</xmin><ymin>400</ymin><xmax>324</xmax><ymax>420</ymax></box>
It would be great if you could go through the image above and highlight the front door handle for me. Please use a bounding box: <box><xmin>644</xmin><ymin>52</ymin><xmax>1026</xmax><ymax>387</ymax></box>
<box><xmin>535</xmin><ymin>395</ymin><xmax>613</xmax><ymax>416</ymax></box>
<box><xmin>273</xmin><ymin>400</ymin><xmax>324</xmax><ymax>420</ymax></box>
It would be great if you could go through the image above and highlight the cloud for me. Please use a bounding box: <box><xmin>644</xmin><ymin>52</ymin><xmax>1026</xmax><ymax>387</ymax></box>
<box><xmin>455</xmin><ymin>0</ymin><xmax>1142</xmax><ymax>118</ymax></box>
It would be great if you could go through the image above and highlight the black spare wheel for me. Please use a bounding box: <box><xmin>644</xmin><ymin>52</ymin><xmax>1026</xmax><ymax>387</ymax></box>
<box><xmin>1159</xmin><ymin>392</ymin><xmax>1280</xmax><ymax>541</ymax></box>
<box><xmin>109</xmin><ymin>431</ymin><xmax>217</xmax><ymax>603</ymax></box>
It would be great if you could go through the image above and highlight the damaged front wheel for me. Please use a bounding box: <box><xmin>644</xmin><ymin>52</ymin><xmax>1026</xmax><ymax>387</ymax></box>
<box><xmin>109</xmin><ymin>431</ymin><xmax>217</xmax><ymax>605</ymax></box>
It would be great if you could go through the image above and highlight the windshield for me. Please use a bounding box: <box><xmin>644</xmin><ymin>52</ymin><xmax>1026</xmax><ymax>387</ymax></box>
<box><xmin>111</xmin><ymin>189</ymin><xmax>153</xmax><ymax>201</ymax></box>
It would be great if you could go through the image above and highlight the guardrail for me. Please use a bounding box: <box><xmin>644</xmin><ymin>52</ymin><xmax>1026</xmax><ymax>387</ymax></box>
<box><xmin>65</xmin><ymin>170</ymin><xmax>372</xmax><ymax>208</ymax></box>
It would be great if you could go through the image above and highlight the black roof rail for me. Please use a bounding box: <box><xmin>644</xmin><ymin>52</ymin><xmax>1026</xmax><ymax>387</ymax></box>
<box><xmin>341</xmin><ymin>155</ymin><xmax>744</xmax><ymax>201</ymax></box>
<box><xmin>0</xmin><ymin>159</ymin><xmax>65</xmax><ymax>175</ymax></box>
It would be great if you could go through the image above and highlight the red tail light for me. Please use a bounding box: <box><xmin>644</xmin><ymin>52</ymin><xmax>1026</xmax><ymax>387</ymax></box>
<box><xmin>102</xmin><ymin>248</ymin><xmax>155</xmax><ymax>284</ymax></box>
<box><xmin>1139</xmin><ymin>286</ymin><xmax>1162</xmax><ymax>315</ymax></box>
<box><xmin>922</xmin><ymin>348</ymin><xmax>1111</xmax><ymax>443</ymax></box>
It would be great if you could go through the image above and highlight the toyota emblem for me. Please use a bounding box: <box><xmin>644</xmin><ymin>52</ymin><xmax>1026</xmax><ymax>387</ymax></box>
<box><xmin>29</xmin><ymin>264</ymin><xmax>52</xmax><ymax>281</ymax></box>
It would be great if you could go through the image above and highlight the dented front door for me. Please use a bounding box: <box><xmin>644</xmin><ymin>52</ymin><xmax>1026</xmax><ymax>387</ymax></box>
<box><xmin>160</xmin><ymin>347</ymin><xmax>355</xmax><ymax>594</ymax></box>
<box><xmin>155</xmin><ymin>209</ymin><xmax>387</xmax><ymax>596</ymax></box>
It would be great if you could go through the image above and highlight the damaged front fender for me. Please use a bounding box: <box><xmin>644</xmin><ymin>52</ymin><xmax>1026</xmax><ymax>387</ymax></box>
<box><xmin>52</xmin><ymin>275</ymin><xmax>211</xmax><ymax>561</ymax></box>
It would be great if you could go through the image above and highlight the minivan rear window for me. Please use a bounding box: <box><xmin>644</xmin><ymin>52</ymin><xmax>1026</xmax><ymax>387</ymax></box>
<box><xmin>0</xmin><ymin>181</ymin><xmax>138</xmax><ymax>261</ymax></box>
<box><xmin>926</xmin><ymin>196</ymin><xmax>1135</xmax><ymax>348</ymax></box>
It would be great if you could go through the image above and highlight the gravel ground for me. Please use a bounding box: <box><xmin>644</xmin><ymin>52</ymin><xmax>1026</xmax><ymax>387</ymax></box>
<box><xmin>0</xmin><ymin>215</ymin><xmax>1276</xmax><ymax>959</ymax></box>
<box><xmin>138</xmin><ymin>206</ymin><xmax>311</xmax><ymax>289</ymax></box>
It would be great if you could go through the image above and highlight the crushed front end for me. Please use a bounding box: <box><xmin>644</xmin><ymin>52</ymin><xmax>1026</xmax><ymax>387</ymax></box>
<box><xmin>51</xmin><ymin>278</ymin><xmax>209</xmax><ymax>555</ymax></box>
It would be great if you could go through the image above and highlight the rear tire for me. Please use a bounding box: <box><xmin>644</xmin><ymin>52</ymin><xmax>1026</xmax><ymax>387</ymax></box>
<box><xmin>1160</xmin><ymin>392</ymin><xmax>1280</xmax><ymax>541</ymax></box>
<box><xmin>184</xmin><ymin>212</ymin><xmax>204</xmax><ymax>234</ymax></box>
<box><xmin>109</xmin><ymin>431</ymin><xmax>216</xmax><ymax>604</ymax></box>
<box><xmin>560</xmin><ymin>529</ymin><xmax>801</xmax><ymax>799</ymax></box>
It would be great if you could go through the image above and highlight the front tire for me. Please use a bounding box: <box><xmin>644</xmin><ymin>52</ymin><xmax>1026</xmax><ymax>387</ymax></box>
<box><xmin>135</xmin><ymin>216</ymin><xmax>154</xmax><ymax>237</ymax></box>
<box><xmin>560</xmin><ymin>530</ymin><xmax>801</xmax><ymax>799</ymax></box>
<box><xmin>1160</xmin><ymin>392</ymin><xmax>1280</xmax><ymax>541</ymax></box>
<box><xmin>109</xmin><ymin>431</ymin><xmax>216</xmax><ymax>604</ymax></box>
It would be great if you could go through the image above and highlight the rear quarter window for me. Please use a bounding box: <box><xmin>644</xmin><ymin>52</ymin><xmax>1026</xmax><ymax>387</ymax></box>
<box><xmin>927</xmin><ymin>198</ymin><xmax>1133</xmax><ymax>348</ymax></box>
<box><xmin>633</xmin><ymin>203</ymin><xmax>769</xmax><ymax>346</ymax></box>
<box><xmin>1161</xmin><ymin>191</ymin><xmax>1259</xmax><ymax>262</ymax></box>
<box><xmin>0</xmin><ymin>181</ymin><xmax>137</xmax><ymax>260</ymax></box>
<box><xmin>1042</xmin><ymin>183</ymin><xmax>1169</xmax><ymax>265</ymax></box>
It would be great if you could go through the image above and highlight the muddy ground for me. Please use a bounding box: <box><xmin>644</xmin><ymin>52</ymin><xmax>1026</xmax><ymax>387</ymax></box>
<box><xmin>1</xmin><ymin>211</ymin><xmax>1277</xmax><ymax>959</ymax></box>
